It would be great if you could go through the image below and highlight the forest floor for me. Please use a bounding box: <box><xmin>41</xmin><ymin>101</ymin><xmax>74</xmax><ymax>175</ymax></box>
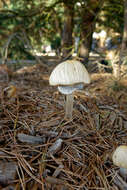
<box><xmin>0</xmin><ymin>56</ymin><xmax>127</xmax><ymax>190</ymax></box>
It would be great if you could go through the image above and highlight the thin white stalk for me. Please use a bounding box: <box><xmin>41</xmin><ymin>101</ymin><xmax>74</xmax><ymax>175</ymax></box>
<box><xmin>65</xmin><ymin>93</ymin><xmax>74</xmax><ymax>120</ymax></box>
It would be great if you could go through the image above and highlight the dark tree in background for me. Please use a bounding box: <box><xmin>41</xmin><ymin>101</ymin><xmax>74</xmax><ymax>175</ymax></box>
<box><xmin>0</xmin><ymin>0</ymin><xmax>125</xmax><ymax>70</ymax></box>
<box><xmin>78</xmin><ymin>0</ymin><xmax>103</xmax><ymax>64</ymax></box>
<box><xmin>118</xmin><ymin>0</ymin><xmax>127</xmax><ymax>78</ymax></box>
<box><xmin>61</xmin><ymin>0</ymin><xmax>74</xmax><ymax>59</ymax></box>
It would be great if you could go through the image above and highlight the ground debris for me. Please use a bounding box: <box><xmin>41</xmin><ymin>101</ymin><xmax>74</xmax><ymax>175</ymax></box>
<box><xmin>113</xmin><ymin>172</ymin><xmax>127</xmax><ymax>190</ymax></box>
<box><xmin>0</xmin><ymin>64</ymin><xmax>127</xmax><ymax>189</ymax></box>
<box><xmin>17</xmin><ymin>133</ymin><xmax>45</xmax><ymax>144</ymax></box>
<box><xmin>0</xmin><ymin>161</ymin><xmax>17</xmax><ymax>185</ymax></box>
<box><xmin>47</xmin><ymin>139</ymin><xmax>63</xmax><ymax>156</ymax></box>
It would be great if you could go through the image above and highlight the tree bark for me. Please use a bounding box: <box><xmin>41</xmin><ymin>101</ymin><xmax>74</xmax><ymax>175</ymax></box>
<box><xmin>61</xmin><ymin>1</ymin><xmax>74</xmax><ymax>59</ymax></box>
<box><xmin>121</xmin><ymin>0</ymin><xmax>127</xmax><ymax>50</ymax></box>
<box><xmin>79</xmin><ymin>24</ymin><xmax>94</xmax><ymax>64</ymax></box>
<box><xmin>79</xmin><ymin>0</ymin><xmax>103</xmax><ymax>65</ymax></box>
<box><xmin>118</xmin><ymin>0</ymin><xmax>127</xmax><ymax>79</ymax></box>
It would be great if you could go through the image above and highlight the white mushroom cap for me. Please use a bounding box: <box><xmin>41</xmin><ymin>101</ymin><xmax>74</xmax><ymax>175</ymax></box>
<box><xmin>49</xmin><ymin>60</ymin><xmax>90</xmax><ymax>86</ymax></box>
<box><xmin>112</xmin><ymin>145</ymin><xmax>127</xmax><ymax>169</ymax></box>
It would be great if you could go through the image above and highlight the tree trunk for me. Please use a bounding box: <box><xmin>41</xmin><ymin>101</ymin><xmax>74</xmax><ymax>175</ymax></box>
<box><xmin>118</xmin><ymin>0</ymin><xmax>127</xmax><ymax>79</ymax></box>
<box><xmin>61</xmin><ymin>1</ymin><xmax>74</xmax><ymax>59</ymax></box>
<box><xmin>79</xmin><ymin>25</ymin><xmax>94</xmax><ymax>64</ymax></box>
<box><xmin>121</xmin><ymin>0</ymin><xmax>127</xmax><ymax>50</ymax></box>
<box><xmin>79</xmin><ymin>0</ymin><xmax>103</xmax><ymax>65</ymax></box>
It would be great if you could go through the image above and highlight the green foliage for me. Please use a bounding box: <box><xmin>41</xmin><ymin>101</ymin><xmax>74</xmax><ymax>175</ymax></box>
<box><xmin>0</xmin><ymin>0</ymin><xmax>64</xmax><ymax>59</ymax></box>
<box><xmin>109</xmin><ymin>79</ymin><xmax>125</xmax><ymax>92</ymax></box>
<box><xmin>0</xmin><ymin>0</ymin><xmax>125</xmax><ymax>60</ymax></box>
<box><xmin>50</xmin><ymin>36</ymin><xmax>61</xmax><ymax>50</ymax></box>
<box><xmin>100</xmin><ymin>0</ymin><xmax>124</xmax><ymax>33</ymax></box>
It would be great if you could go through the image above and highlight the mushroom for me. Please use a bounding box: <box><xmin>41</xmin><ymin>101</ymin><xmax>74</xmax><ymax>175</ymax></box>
<box><xmin>49</xmin><ymin>60</ymin><xmax>90</xmax><ymax>119</ymax></box>
<box><xmin>112</xmin><ymin>145</ymin><xmax>127</xmax><ymax>180</ymax></box>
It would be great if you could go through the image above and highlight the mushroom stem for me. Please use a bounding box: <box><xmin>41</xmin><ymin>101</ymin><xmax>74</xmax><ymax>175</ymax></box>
<box><xmin>65</xmin><ymin>94</ymin><xmax>74</xmax><ymax>120</ymax></box>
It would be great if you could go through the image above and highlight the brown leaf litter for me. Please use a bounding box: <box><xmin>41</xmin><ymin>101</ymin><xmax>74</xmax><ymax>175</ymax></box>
<box><xmin>0</xmin><ymin>64</ymin><xmax>127</xmax><ymax>189</ymax></box>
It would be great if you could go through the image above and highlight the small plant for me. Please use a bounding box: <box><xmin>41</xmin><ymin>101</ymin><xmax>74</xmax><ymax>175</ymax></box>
<box><xmin>109</xmin><ymin>79</ymin><xmax>126</xmax><ymax>92</ymax></box>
